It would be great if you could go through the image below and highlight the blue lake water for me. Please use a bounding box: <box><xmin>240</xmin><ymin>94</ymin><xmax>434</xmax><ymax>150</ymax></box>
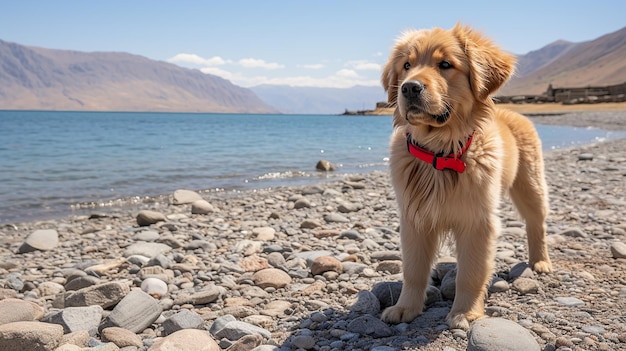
<box><xmin>1</xmin><ymin>110</ymin><xmax>625</xmax><ymax>224</ymax></box>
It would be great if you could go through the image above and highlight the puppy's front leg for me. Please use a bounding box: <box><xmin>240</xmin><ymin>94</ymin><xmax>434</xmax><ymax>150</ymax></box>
<box><xmin>382</xmin><ymin>219</ymin><xmax>438</xmax><ymax>324</ymax></box>
<box><xmin>447</xmin><ymin>215</ymin><xmax>497</xmax><ymax>330</ymax></box>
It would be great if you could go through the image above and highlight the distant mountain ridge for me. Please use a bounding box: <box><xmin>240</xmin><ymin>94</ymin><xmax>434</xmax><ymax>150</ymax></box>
<box><xmin>250</xmin><ymin>85</ymin><xmax>386</xmax><ymax>115</ymax></box>
<box><xmin>501</xmin><ymin>26</ymin><xmax>626</xmax><ymax>95</ymax></box>
<box><xmin>0</xmin><ymin>39</ymin><xmax>277</xmax><ymax>113</ymax></box>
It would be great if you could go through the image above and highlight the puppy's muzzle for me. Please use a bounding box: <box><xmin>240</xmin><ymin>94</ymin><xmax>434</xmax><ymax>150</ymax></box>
<box><xmin>401</xmin><ymin>80</ymin><xmax>424</xmax><ymax>100</ymax></box>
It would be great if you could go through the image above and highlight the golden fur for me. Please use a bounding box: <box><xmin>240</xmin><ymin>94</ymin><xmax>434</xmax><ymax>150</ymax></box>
<box><xmin>380</xmin><ymin>24</ymin><xmax>552</xmax><ymax>330</ymax></box>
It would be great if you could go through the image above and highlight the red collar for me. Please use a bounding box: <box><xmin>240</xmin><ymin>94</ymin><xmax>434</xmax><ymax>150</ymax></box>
<box><xmin>406</xmin><ymin>133</ymin><xmax>474</xmax><ymax>173</ymax></box>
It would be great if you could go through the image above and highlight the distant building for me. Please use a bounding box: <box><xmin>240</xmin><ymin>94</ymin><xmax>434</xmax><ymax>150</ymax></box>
<box><xmin>495</xmin><ymin>82</ymin><xmax>626</xmax><ymax>104</ymax></box>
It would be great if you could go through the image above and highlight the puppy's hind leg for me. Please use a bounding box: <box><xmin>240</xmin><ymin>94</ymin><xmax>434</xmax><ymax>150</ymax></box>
<box><xmin>381</xmin><ymin>220</ymin><xmax>439</xmax><ymax>324</ymax></box>
<box><xmin>510</xmin><ymin>160</ymin><xmax>552</xmax><ymax>273</ymax></box>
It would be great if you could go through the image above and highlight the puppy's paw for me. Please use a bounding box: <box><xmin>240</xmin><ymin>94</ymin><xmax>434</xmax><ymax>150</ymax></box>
<box><xmin>381</xmin><ymin>304</ymin><xmax>422</xmax><ymax>324</ymax></box>
<box><xmin>447</xmin><ymin>309</ymin><xmax>485</xmax><ymax>330</ymax></box>
<box><xmin>446</xmin><ymin>312</ymin><xmax>471</xmax><ymax>330</ymax></box>
<box><xmin>531</xmin><ymin>260</ymin><xmax>552</xmax><ymax>273</ymax></box>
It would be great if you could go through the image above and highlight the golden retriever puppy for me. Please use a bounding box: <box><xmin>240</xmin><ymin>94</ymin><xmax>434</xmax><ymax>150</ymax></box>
<box><xmin>380</xmin><ymin>24</ymin><xmax>552</xmax><ymax>330</ymax></box>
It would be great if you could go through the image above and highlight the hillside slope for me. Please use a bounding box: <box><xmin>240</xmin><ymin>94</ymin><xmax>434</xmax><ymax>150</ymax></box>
<box><xmin>500</xmin><ymin>26</ymin><xmax>626</xmax><ymax>95</ymax></box>
<box><xmin>0</xmin><ymin>40</ymin><xmax>277</xmax><ymax>113</ymax></box>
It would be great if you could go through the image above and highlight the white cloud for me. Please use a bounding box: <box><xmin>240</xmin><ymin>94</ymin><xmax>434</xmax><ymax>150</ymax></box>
<box><xmin>299</xmin><ymin>63</ymin><xmax>325</xmax><ymax>69</ymax></box>
<box><xmin>345</xmin><ymin>60</ymin><xmax>381</xmax><ymax>71</ymax></box>
<box><xmin>238</xmin><ymin>58</ymin><xmax>285</xmax><ymax>69</ymax></box>
<box><xmin>168</xmin><ymin>53</ymin><xmax>227</xmax><ymax>66</ymax></box>
<box><xmin>336</xmin><ymin>69</ymin><xmax>359</xmax><ymax>78</ymax></box>
<box><xmin>354</xmin><ymin>62</ymin><xmax>381</xmax><ymax>71</ymax></box>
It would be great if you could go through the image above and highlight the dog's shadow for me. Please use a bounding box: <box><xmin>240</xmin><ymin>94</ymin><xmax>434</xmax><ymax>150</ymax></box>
<box><xmin>276</xmin><ymin>280</ymin><xmax>455</xmax><ymax>350</ymax></box>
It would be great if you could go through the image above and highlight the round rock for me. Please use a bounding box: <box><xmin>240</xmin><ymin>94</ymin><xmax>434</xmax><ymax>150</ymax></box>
<box><xmin>467</xmin><ymin>317</ymin><xmax>540</xmax><ymax>351</ymax></box>
<box><xmin>19</xmin><ymin>229</ymin><xmax>59</xmax><ymax>253</ymax></box>
<box><xmin>310</xmin><ymin>256</ymin><xmax>342</xmax><ymax>276</ymax></box>
<box><xmin>191</xmin><ymin>199</ymin><xmax>214</xmax><ymax>214</ymax></box>
<box><xmin>173</xmin><ymin>189</ymin><xmax>203</xmax><ymax>205</ymax></box>
<box><xmin>253</xmin><ymin>268</ymin><xmax>292</xmax><ymax>289</ymax></box>
<box><xmin>610</xmin><ymin>242</ymin><xmax>626</xmax><ymax>259</ymax></box>
<box><xmin>136</xmin><ymin>210</ymin><xmax>166</xmax><ymax>226</ymax></box>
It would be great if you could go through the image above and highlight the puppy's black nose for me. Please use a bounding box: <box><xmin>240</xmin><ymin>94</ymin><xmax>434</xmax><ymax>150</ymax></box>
<box><xmin>401</xmin><ymin>80</ymin><xmax>424</xmax><ymax>99</ymax></box>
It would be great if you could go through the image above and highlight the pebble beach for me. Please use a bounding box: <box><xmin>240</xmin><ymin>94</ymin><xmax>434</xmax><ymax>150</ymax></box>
<box><xmin>1</xmin><ymin>111</ymin><xmax>626</xmax><ymax>351</ymax></box>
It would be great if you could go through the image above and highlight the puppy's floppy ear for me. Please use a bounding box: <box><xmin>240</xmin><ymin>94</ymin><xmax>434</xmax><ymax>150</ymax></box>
<box><xmin>381</xmin><ymin>55</ymin><xmax>399</xmax><ymax>104</ymax></box>
<box><xmin>452</xmin><ymin>23</ymin><xmax>516</xmax><ymax>100</ymax></box>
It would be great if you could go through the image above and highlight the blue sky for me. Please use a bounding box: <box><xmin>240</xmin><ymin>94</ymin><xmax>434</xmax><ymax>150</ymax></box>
<box><xmin>1</xmin><ymin>1</ymin><xmax>624</xmax><ymax>88</ymax></box>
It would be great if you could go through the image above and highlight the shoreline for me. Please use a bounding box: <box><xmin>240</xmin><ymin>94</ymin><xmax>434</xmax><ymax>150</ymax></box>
<box><xmin>354</xmin><ymin>101</ymin><xmax>626</xmax><ymax>121</ymax></box>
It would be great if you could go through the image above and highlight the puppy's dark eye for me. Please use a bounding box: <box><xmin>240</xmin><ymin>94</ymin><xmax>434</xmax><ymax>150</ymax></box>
<box><xmin>403</xmin><ymin>62</ymin><xmax>411</xmax><ymax>70</ymax></box>
<box><xmin>439</xmin><ymin>61</ymin><xmax>453</xmax><ymax>69</ymax></box>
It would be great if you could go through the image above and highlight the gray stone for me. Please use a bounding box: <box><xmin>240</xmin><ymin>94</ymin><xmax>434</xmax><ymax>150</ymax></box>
<box><xmin>65</xmin><ymin>276</ymin><xmax>101</xmax><ymax>291</ymax></box>
<box><xmin>578</xmin><ymin>153</ymin><xmax>593</xmax><ymax>161</ymax></box>
<box><xmin>293</xmin><ymin>250</ymin><xmax>334</xmax><ymax>266</ymax></box>
<box><xmin>316</xmin><ymin>159</ymin><xmax>336</xmax><ymax>171</ymax></box>
<box><xmin>338</xmin><ymin>229</ymin><xmax>362</xmax><ymax>240</ymax></box>
<box><xmin>147</xmin><ymin>254</ymin><xmax>173</xmax><ymax>269</ymax></box>
<box><xmin>350</xmin><ymin>290</ymin><xmax>381</xmax><ymax>315</ymax></box>
<box><xmin>174</xmin><ymin>285</ymin><xmax>222</xmax><ymax>305</ymax></box>
<box><xmin>4</xmin><ymin>272</ymin><xmax>24</xmax><ymax>291</ymax></box>
<box><xmin>347</xmin><ymin>314</ymin><xmax>394</xmax><ymax>337</ymax></box>
<box><xmin>300</xmin><ymin>219</ymin><xmax>321</xmax><ymax>229</ymax></box>
<box><xmin>136</xmin><ymin>210</ymin><xmax>166</xmax><ymax>226</ymax></box>
<box><xmin>554</xmin><ymin>296</ymin><xmax>585</xmax><ymax>307</ymax></box>
<box><xmin>558</xmin><ymin>227</ymin><xmax>587</xmax><ymax>238</ymax></box>
<box><xmin>133</xmin><ymin>230</ymin><xmax>160</xmax><ymax>242</ymax></box>
<box><xmin>99</xmin><ymin>289</ymin><xmax>163</xmax><ymax>333</ymax></box>
<box><xmin>512</xmin><ymin>278</ymin><xmax>540</xmax><ymax>294</ymax></box>
<box><xmin>42</xmin><ymin>305</ymin><xmax>103</xmax><ymax>336</ymax></box>
<box><xmin>18</xmin><ymin>229</ymin><xmax>59</xmax><ymax>253</ymax></box>
<box><xmin>173</xmin><ymin>189</ymin><xmax>203</xmax><ymax>205</ymax></box>
<box><xmin>294</xmin><ymin>198</ymin><xmax>312</xmax><ymax>209</ymax></box>
<box><xmin>291</xmin><ymin>334</ymin><xmax>316</xmax><ymax>349</ymax></box>
<box><xmin>123</xmin><ymin>242</ymin><xmax>171</xmax><ymax>258</ymax></box>
<box><xmin>489</xmin><ymin>277</ymin><xmax>510</xmax><ymax>293</ymax></box>
<box><xmin>64</xmin><ymin>281</ymin><xmax>130</xmax><ymax>309</ymax></box>
<box><xmin>441</xmin><ymin>267</ymin><xmax>457</xmax><ymax>300</ymax></box>
<box><xmin>582</xmin><ymin>325</ymin><xmax>606</xmax><ymax>334</ymax></box>
<box><xmin>323</xmin><ymin>213</ymin><xmax>350</xmax><ymax>223</ymax></box>
<box><xmin>371</xmin><ymin>251</ymin><xmax>402</xmax><ymax>261</ymax></box>
<box><xmin>508</xmin><ymin>262</ymin><xmax>534</xmax><ymax>281</ymax></box>
<box><xmin>610</xmin><ymin>242</ymin><xmax>626</xmax><ymax>259</ymax></box>
<box><xmin>213</xmin><ymin>320</ymin><xmax>271</xmax><ymax>341</ymax></box>
<box><xmin>337</xmin><ymin>201</ymin><xmax>361</xmax><ymax>213</ymax></box>
<box><xmin>185</xmin><ymin>239</ymin><xmax>217</xmax><ymax>251</ymax></box>
<box><xmin>468</xmin><ymin>317</ymin><xmax>540</xmax><ymax>351</ymax></box>
<box><xmin>162</xmin><ymin>309</ymin><xmax>204</xmax><ymax>335</ymax></box>
<box><xmin>191</xmin><ymin>199</ymin><xmax>215</xmax><ymax>214</ymax></box>
<box><xmin>209</xmin><ymin>314</ymin><xmax>237</xmax><ymax>336</ymax></box>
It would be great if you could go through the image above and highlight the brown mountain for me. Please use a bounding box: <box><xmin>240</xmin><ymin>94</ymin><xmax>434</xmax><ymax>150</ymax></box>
<box><xmin>499</xmin><ymin>26</ymin><xmax>626</xmax><ymax>96</ymax></box>
<box><xmin>0</xmin><ymin>40</ymin><xmax>278</xmax><ymax>113</ymax></box>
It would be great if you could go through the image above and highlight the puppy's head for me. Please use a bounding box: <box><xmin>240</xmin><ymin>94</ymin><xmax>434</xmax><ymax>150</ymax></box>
<box><xmin>382</xmin><ymin>24</ymin><xmax>516</xmax><ymax>128</ymax></box>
